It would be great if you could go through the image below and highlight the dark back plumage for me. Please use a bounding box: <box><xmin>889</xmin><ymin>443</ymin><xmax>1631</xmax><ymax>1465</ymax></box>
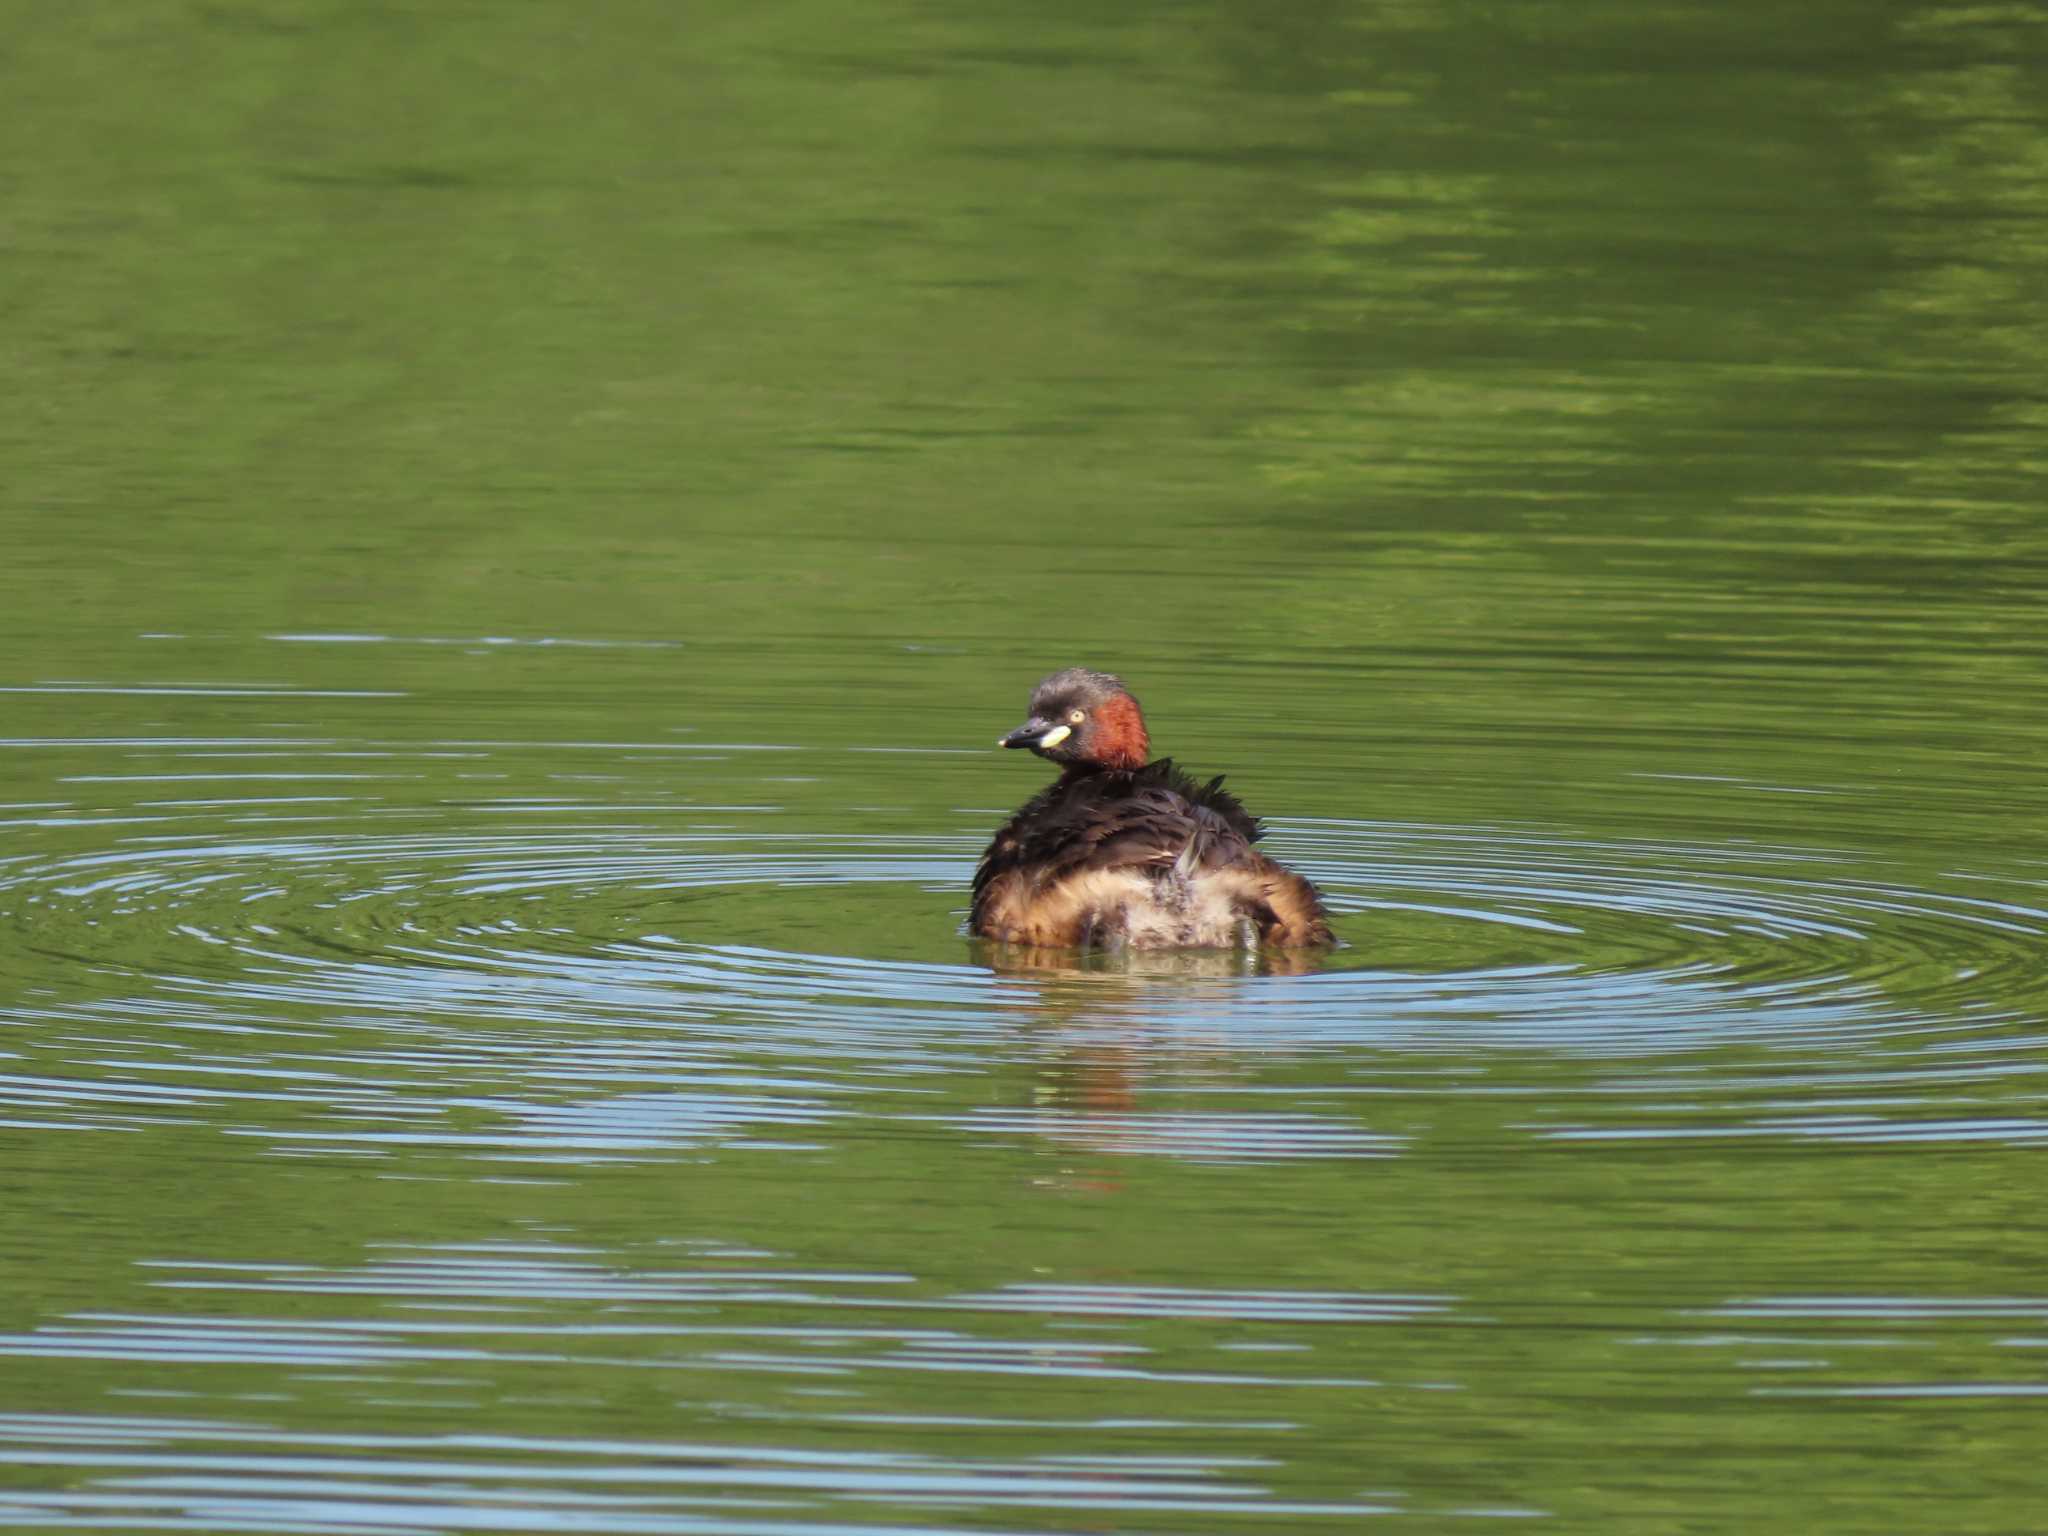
<box><xmin>971</xmin><ymin>760</ymin><xmax>1259</xmax><ymax>912</ymax></box>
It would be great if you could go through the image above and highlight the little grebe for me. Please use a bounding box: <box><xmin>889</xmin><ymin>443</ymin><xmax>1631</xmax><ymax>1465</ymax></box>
<box><xmin>969</xmin><ymin>668</ymin><xmax>1332</xmax><ymax>950</ymax></box>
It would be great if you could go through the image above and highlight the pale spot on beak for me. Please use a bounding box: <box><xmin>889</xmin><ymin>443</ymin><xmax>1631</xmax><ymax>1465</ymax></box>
<box><xmin>1037</xmin><ymin>724</ymin><xmax>1072</xmax><ymax>749</ymax></box>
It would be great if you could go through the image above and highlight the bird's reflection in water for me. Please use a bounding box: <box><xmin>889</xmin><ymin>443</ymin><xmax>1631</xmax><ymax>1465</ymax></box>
<box><xmin>976</xmin><ymin>942</ymin><xmax>1328</xmax><ymax>982</ymax></box>
<box><xmin>969</xmin><ymin>942</ymin><xmax>1357</xmax><ymax>1187</ymax></box>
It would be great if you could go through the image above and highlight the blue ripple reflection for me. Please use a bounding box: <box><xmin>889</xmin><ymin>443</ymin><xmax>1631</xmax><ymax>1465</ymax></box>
<box><xmin>0</xmin><ymin>1240</ymin><xmax>1485</xmax><ymax>1531</ymax></box>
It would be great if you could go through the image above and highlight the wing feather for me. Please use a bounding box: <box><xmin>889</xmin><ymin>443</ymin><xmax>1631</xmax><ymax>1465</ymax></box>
<box><xmin>969</xmin><ymin>759</ymin><xmax>1323</xmax><ymax>947</ymax></box>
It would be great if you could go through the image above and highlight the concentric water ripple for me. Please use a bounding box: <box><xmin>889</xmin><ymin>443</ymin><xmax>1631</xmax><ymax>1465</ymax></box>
<box><xmin>3</xmin><ymin>735</ymin><xmax>2046</xmax><ymax>1162</ymax></box>
<box><xmin>9</xmin><ymin>767</ymin><xmax>2046</xmax><ymax>1005</ymax></box>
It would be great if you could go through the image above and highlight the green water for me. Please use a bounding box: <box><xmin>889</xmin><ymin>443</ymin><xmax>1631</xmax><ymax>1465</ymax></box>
<box><xmin>4</xmin><ymin>1</ymin><xmax>2048</xmax><ymax>1532</ymax></box>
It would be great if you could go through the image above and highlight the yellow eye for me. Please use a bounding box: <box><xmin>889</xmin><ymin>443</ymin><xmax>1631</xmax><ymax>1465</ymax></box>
<box><xmin>1068</xmin><ymin>709</ymin><xmax>1085</xmax><ymax>725</ymax></box>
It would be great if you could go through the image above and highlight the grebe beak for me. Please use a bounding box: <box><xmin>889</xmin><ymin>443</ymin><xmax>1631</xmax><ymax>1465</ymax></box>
<box><xmin>999</xmin><ymin>718</ymin><xmax>1069</xmax><ymax>750</ymax></box>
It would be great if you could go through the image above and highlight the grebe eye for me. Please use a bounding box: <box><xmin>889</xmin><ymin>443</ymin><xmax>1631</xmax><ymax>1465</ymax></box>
<box><xmin>1068</xmin><ymin>709</ymin><xmax>1085</xmax><ymax>725</ymax></box>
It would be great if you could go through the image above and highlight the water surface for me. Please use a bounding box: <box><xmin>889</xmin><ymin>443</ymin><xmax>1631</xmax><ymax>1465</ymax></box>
<box><xmin>4</xmin><ymin>1</ymin><xmax>2048</xmax><ymax>1532</ymax></box>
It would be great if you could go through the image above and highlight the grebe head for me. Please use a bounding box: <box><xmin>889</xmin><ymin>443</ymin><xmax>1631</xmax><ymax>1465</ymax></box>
<box><xmin>997</xmin><ymin>667</ymin><xmax>1150</xmax><ymax>771</ymax></box>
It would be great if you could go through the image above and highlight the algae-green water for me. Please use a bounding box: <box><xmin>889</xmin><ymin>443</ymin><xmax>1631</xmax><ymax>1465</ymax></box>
<box><xmin>3</xmin><ymin>2</ymin><xmax>2047</xmax><ymax>1531</ymax></box>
